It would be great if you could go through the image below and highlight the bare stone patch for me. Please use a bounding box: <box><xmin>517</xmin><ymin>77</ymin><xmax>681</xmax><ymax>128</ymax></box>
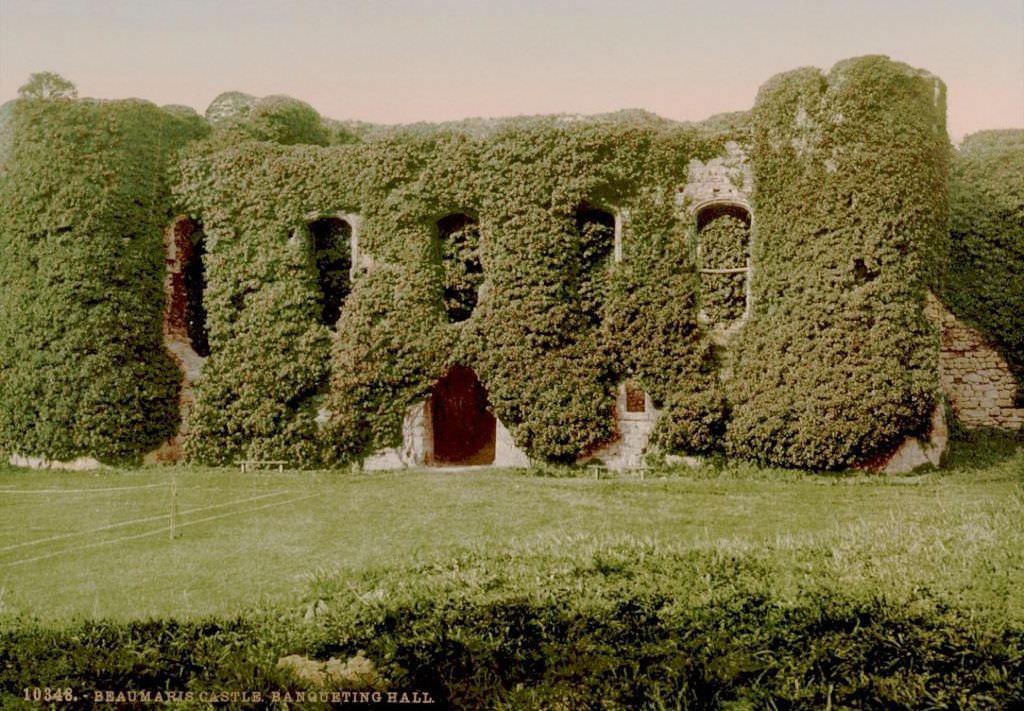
<box><xmin>928</xmin><ymin>292</ymin><xmax>1023</xmax><ymax>431</ymax></box>
<box><xmin>8</xmin><ymin>454</ymin><xmax>103</xmax><ymax>471</ymax></box>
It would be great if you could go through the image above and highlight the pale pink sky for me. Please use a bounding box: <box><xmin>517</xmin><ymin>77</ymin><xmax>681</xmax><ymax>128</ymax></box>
<box><xmin>1</xmin><ymin>0</ymin><xmax>1022</xmax><ymax>141</ymax></box>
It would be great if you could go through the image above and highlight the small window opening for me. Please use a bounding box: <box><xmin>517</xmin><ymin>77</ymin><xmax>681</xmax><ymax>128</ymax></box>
<box><xmin>184</xmin><ymin>233</ymin><xmax>209</xmax><ymax>356</ymax></box>
<box><xmin>309</xmin><ymin>217</ymin><xmax>352</xmax><ymax>327</ymax></box>
<box><xmin>575</xmin><ymin>203</ymin><xmax>615</xmax><ymax>325</ymax></box>
<box><xmin>624</xmin><ymin>380</ymin><xmax>646</xmax><ymax>413</ymax></box>
<box><xmin>437</xmin><ymin>213</ymin><xmax>483</xmax><ymax>323</ymax></box>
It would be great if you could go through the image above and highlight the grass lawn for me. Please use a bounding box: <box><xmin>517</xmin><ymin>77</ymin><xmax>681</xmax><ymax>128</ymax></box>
<box><xmin>1</xmin><ymin>433</ymin><xmax>1021</xmax><ymax>623</ymax></box>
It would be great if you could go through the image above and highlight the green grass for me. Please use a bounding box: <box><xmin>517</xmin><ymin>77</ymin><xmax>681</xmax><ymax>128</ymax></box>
<box><xmin>1</xmin><ymin>434</ymin><xmax>1022</xmax><ymax>708</ymax></box>
<box><xmin>1</xmin><ymin>433</ymin><xmax>1021</xmax><ymax>623</ymax></box>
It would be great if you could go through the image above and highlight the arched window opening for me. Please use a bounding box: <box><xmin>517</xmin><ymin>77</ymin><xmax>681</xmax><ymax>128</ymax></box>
<box><xmin>696</xmin><ymin>202</ymin><xmax>751</xmax><ymax>325</ymax></box>
<box><xmin>168</xmin><ymin>217</ymin><xmax>209</xmax><ymax>357</ymax></box>
<box><xmin>309</xmin><ymin>217</ymin><xmax>352</xmax><ymax>327</ymax></box>
<box><xmin>437</xmin><ymin>213</ymin><xmax>483</xmax><ymax>323</ymax></box>
<box><xmin>575</xmin><ymin>203</ymin><xmax>616</xmax><ymax>325</ymax></box>
<box><xmin>429</xmin><ymin>365</ymin><xmax>496</xmax><ymax>465</ymax></box>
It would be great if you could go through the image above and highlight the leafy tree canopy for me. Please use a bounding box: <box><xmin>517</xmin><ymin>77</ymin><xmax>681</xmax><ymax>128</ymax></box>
<box><xmin>17</xmin><ymin>72</ymin><xmax>77</xmax><ymax>100</ymax></box>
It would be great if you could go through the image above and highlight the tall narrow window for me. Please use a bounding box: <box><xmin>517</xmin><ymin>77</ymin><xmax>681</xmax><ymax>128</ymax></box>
<box><xmin>437</xmin><ymin>213</ymin><xmax>483</xmax><ymax>323</ymax></box>
<box><xmin>308</xmin><ymin>217</ymin><xmax>352</xmax><ymax>327</ymax></box>
<box><xmin>697</xmin><ymin>204</ymin><xmax>751</xmax><ymax>325</ymax></box>
<box><xmin>167</xmin><ymin>217</ymin><xmax>209</xmax><ymax>356</ymax></box>
<box><xmin>575</xmin><ymin>203</ymin><xmax>615</xmax><ymax>326</ymax></box>
<box><xmin>183</xmin><ymin>229</ymin><xmax>209</xmax><ymax>356</ymax></box>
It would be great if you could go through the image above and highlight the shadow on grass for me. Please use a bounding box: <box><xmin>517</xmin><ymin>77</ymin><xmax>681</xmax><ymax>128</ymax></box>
<box><xmin>944</xmin><ymin>428</ymin><xmax>1024</xmax><ymax>472</ymax></box>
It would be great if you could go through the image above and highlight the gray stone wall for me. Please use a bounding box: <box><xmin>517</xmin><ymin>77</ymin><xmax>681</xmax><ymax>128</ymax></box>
<box><xmin>929</xmin><ymin>293</ymin><xmax>1024</xmax><ymax>430</ymax></box>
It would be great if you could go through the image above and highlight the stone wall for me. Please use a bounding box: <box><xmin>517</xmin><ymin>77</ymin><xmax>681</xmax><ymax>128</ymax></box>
<box><xmin>582</xmin><ymin>383</ymin><xmax>660</xmax><ymax>470</ymax></box>
<box><xmin>680</xmin><ymin>141</ymin><xmax>753</xmax><ymax>210</ymax></box>
<box><xmin>929</xmin><ymin>293</ymin><xmax>1024</xmax><ymax>430</ymax></box>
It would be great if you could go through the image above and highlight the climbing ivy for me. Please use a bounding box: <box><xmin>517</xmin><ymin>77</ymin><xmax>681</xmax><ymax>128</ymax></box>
<box><xmin>942</xmin><ymin>130</ymin><xmax>1024</xmax><ymax>388</ymax></box>
<box><xmin>725</xmin><ymin>56</ymin><xmax>950</xmax><ymax>469</ymax></box>
<box><xmin>1</xmin><ymin>56</ymin><xmax>974</xmax><ymax>471</ymax></box>
<box><xmin>437</xmin><ymin>214</ymin><xmax>483</xmax><ymax>323</ymax></box>
<box><xmin>174</xmin><ymin>117</ymin><xmax>728</xmax><ymax>465</ymax></box>
<box><xmin>604</xmin><ymin>194</ymin><xmax>729</xmax><ymax>455</ymax></box>
<box><xmin>699</xmin><ymin>214</ymin><xmax>749</xmax><ymax>324</ymax></box>
<box><xmin>0</xmin><ymin>97</ymin><xmax>208</xmax><ymax>462</ymax></box>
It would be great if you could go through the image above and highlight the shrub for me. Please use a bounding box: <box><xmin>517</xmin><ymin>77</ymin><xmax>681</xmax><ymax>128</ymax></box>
<box><xmin>4</xmin><ymin>548</ymin><xmax>1022</xmax><ymax>709</ymax></box>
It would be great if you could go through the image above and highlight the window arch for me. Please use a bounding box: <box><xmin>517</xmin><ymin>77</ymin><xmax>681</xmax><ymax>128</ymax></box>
<box><xmin>437</xmin><ymin>213</ymin><xmax>483</xmax><ymax>323</ymax></box>
<box><xmin>308</xmin><ymin>216</ymin><xmax>353</xmax><ymax>327</ymax></box>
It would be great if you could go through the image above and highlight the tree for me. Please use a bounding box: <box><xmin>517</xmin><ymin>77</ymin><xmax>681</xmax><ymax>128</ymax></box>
<box><xmin>18</xmin><ymin>72</ymin><xmax>77</xmax><ymax>100</ymax></box>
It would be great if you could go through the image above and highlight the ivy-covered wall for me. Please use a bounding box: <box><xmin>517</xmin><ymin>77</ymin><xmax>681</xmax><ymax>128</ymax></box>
<box><xmin>942</xmin><ymin>130</ymin><xmax>1024</xmax><ymax>388</ymax></box>
<box><xmin>175</xmin><ymin>118</ymin><xmax>730</xmax><ymax>466</ymax></box>
<box><xmin>725</xmin><ymin>56</ymin><xmax>950</xmax><ymax>469</ymax></box>
<box><xmin>4</xmin><ymin>55</ymin><xmax>1010</xmax><ymax>471</ymax></box>
<box><xmin>0</xmin><ymin>98</ymin><xmax>207</xmax><ymax>463</ymax></box>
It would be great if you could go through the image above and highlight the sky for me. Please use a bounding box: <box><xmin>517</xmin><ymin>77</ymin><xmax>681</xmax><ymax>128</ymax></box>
<box><xmin>1</xmin><ymin>0</ymin><xmax>1021</xmax><ymax>141</ymax></box>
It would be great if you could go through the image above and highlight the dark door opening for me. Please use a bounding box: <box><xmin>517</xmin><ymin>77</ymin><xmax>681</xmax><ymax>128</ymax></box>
<box><xmin>430</xmin><ymin>365</ymin><xmax>496</xmax><ymax>465</ymax></box>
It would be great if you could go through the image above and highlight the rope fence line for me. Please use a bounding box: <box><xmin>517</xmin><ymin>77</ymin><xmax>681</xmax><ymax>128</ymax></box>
<box><xmin>0</xmin><ymin>493</ymin><xmax>319</xmax><ymax>568</ymax></box>
<box><xmin>0</xmin><ymin>490</ymin><xmax>291</xmax><ymax>553</ymax></box>
<box><xmin>0</xmin><ymin>483</ymin><xmax>169</xmax><ymax>495</ymax></box>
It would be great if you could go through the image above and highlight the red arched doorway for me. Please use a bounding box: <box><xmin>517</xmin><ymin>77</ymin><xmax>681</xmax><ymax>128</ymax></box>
<box><xmin>430</xmin><ymin>365</ymin><xmax>496</xmax><ymax>465</ymax></box>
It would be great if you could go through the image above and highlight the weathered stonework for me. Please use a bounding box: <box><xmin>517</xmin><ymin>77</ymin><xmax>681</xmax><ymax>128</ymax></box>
<box><xmin>582</xmin><ymin>384</ymin><xmax>661</xmax><ymax>470</ymax></box>
<box><xmin>495</xmin><ymin>420</ymin><xmax>532</xmax><ymax>467</ymax></box>
<box><xmin>928</xmin><ymin>292</ymin><xmax>1024</xmax><ymax>430</ymax></box>
<box><xmin>8</xmin><ymin>454</ymin><xmax>103</xmax><ymax>471</ymax></box>
<box><xmin>364</xmin><ymin>400</ymin><xmax>530</xmax><ymax>470</ymax></box>
<box><xmin>875</xmin><ymin>405</ymin><xmax>948</xmax><ymax>474</ymax></box>
<box><xmin>680</xmin><ymin>141</ymin><xmax>754</xmax><ymax>210</ymax></box>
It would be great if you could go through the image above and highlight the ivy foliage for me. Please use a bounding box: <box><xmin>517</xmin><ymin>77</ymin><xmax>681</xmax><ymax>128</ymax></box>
<box><xmin>175</xmin><ymin>117</ymin><xmax>729</xmax><ymax>465</ymax></box>
<box><xmin>942</xmin><ymin>130</ymin><xmax>1024</xmax><ymax>387</ymax></box>
<box><xmin>699</xmin><ymin>213</ymin><xmax>749</xmax><ymax>323</ymax></box>
<box><xmin>205</xmin><ymin>92</ymin><xmax>332</xmax><ymax>146</ymax></box>
<box><xmin>1</xmin><ymin>56</ymin><xmax>978</xmax><ymax>470</ymax></box>
<box><xmin>0</xmin><ymin>97</ymin><xmax>208</xmax><ymax>462</ymax></box>
<box><xmin>308</xmin><ymin>217</ymin><xmax>353</xmax><ymax>326</ymax></box>
<box><xmin>725</xmin><ymin>56</ymin><xmax>951</xmax><ymax>469</ymax></box>
<box><xmin>436</xmin><ymin>213</ymin><xmax>483</xmax><ymax>323</ymax></box>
